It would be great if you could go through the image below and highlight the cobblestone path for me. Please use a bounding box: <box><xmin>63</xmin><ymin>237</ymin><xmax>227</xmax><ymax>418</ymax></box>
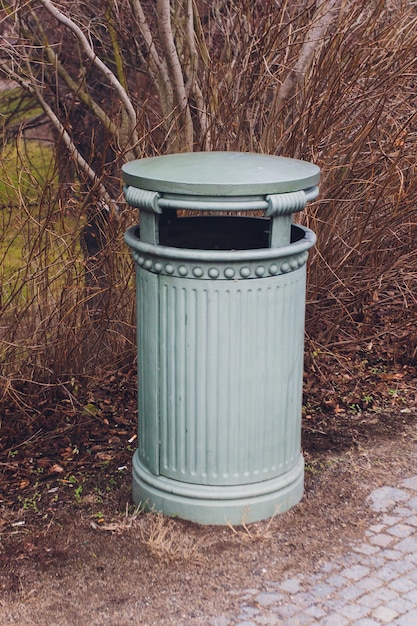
<box><xmin>210</xmin><ymin>475</ymin><xmax>417</xmax><ymax>626</ymax></box>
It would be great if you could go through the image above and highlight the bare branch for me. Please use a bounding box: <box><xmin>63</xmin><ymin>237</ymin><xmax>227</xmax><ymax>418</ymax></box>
<box><xmin>262</xmin><ymin>0</ymin><xmax>342</xmax><ymax>148</ymax></box>
<box><xmin>38</xmin><ymin>0</ymin><xmax>139</xmax><ymax>153</ymax></box>
<box><xmin>156</xmin><ymin>0</ymin><xmax>193</xmax><ymax>151</ymax></box>
<box><xmin>129</xmin><ymin>0</ymin><xmax>174</xmax><ymax>116</ymax></box>
<box><xmin>26</xmin><ymin>67</ymin><xmax>118</xmax><ymax>211</ymax></box>
<box><xmin>39</xmin><ymin>33</ymin><xmax>119</xmax><ymax>139</ymax></box>
<box><xmin>188</xmin><ymin>0</ymin><xmax>211</xmax><ymax>149</ymax></box>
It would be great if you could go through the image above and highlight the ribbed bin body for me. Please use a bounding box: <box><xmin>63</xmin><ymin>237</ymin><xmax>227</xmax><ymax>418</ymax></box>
<box><xmin>125</xmin><ymin>218</ymin><xmax>315</xmax><ymax>524</ymax></box>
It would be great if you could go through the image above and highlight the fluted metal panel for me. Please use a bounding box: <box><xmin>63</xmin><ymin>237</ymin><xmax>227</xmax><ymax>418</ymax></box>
<box><xmin>155</xmin><ymin>269</ymin><xmax>306</xmax><ymax>486</ymax></box>
<box><xmin>136</xmin><ymin>269</ymin><xmax>159</xmax><ymax>475</ymax></box>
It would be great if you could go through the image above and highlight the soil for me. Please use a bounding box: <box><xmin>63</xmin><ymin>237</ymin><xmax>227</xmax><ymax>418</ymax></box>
<box><xmin>1</xmin><ymin>351</ymin><xmax>417</xmax><ymax>625</ymax></box>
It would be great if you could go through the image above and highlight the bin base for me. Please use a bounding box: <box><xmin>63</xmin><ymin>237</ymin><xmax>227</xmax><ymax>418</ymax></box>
<box><xmin>132</xmin><ymin>451</ymin><xmax>304</xmax><ymax>525</ymax></box>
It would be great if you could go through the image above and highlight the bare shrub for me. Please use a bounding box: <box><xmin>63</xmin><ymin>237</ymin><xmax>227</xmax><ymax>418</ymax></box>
<box><xmin>1</xmin><ymin>0</ymin><xmax>417</xmax><ymax>408</ymax></box>
<box><xmin>0</xmin><ymin>147</ymin><xmax>136</xmax><ymax>404</ymax></box>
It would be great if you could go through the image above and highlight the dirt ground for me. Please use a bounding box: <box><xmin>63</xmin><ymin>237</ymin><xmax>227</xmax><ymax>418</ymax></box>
<box><xmin>2</xmin><ymin>385</ymin><xmax>417</xmax><ymax>625</ymax></box>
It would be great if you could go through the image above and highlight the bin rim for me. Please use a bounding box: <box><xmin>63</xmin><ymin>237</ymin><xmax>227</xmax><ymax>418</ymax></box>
<box><xmin>124</xmin><ymin>222</ymin><xmax>316</xmax><ymax>263</ymax></box>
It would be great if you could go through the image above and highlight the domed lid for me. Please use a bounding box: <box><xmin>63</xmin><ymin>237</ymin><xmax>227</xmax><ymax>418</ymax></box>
<box><xmin>122</xmin><ymin>151</ymin><xmax>320</xmax><ymax>197</ymax></box>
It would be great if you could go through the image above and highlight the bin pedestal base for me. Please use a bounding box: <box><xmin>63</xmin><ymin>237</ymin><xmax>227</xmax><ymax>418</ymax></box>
<box><xmin>132</xmin><ymin>451</ymin><xmax>304</xmax><ymax>525</ymax></box>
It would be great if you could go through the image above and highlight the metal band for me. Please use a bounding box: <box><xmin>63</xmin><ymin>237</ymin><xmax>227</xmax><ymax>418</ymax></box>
<box><xmin>123</xmin><ymin>186</ymin><xmax>319</xmax><ymax>215</ymax></box>
<box><xmin>158</xmin><ymin>195</ymin><xmax>267</xmax><ymax>212</ymax></box>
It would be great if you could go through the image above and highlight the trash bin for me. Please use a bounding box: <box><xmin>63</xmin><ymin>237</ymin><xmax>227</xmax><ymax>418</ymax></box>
<box><xmin>123</xmin><ymin>151</ymin><xmax>319</xmax><ymax>525</ymax></box>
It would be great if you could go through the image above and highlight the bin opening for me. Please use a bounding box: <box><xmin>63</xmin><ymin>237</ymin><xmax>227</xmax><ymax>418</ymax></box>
<box><xmin>154</xmin><ymin>215</ymin><xmax>304</xmax><ymax>251</ymax></box>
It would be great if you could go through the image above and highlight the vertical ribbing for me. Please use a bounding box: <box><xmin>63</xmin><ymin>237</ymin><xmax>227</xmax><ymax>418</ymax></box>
<box><xmin>149</xmin><ymin>268</ymin><xmax>307</xmax><ymax>486</ymax></box>
<box><xmin>137</xmin><ymin>269</ymin><xmax>159</xmax><ymax>475</ymax></box>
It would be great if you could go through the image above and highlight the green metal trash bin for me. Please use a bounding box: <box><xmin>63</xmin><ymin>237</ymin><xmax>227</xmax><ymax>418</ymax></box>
<box><xmin>123</xmin><ymin>152</ymin><xmax>319</xmax><ymax>525</ymax></box>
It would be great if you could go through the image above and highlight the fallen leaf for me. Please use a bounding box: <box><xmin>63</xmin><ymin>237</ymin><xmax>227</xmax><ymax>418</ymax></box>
<box><xmin>83</xmin><ymin>403</ymin><xmax>99</xmax><ymax>416</ymax></box>
<box><xmin>378</xmin><ymin>372</ymin><xmax>405</xmax><ymax>381</ymax></box>
<box><xmin>95</xmin><ymin>452</ymin><xmax>113</xmax><ymax>462</ymax></box>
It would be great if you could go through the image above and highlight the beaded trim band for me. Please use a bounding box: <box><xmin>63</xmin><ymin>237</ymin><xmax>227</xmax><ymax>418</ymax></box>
<box><xmin>125</xmin><ymin>224</ymin><xmax>315</xmax><ymax>280</ymax></box>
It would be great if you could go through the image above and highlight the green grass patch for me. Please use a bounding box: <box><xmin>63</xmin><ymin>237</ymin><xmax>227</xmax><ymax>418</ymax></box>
<box><xmin>0</xmin><ymin>87</ymin><xmax>43</xmax><ymax>125</ymax></box>
<box><xmin>0</xmin><ymin>134</ymin><xmax>83</xmax><ymax>320</ymax></box>
<box><xmin>0</xmin><ymin>126</ymin><xmax>57</xmax><ymax>281</ymax></box>
<box><xmin>0</xmin><ymin>139</ymin><xmax>56</xmax><ymax>206</ymax></box>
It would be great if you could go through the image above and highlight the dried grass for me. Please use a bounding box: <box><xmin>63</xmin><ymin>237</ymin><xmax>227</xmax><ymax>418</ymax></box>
<box><xmin>136</xmin><ymin>512</ymin><xmax>205</xmax><ymax>562</ymax></box>
<box><xmin>226</xmin><ymin>513</ymin><xmax>277</xmax><ymax>543</ymax></box>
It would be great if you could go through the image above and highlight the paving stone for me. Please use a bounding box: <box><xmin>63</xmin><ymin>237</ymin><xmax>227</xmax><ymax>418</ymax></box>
<box><xmin>355</xmin><ymin>577</ymin><xmax>382</xmax><ymax>594</ymax></box>
<box><xmin>404</xmin><ymin>552</ymin><xmax>417</xmax><ymax>565</ymax></box>
<box><xmin>338</xmin><ymin>603</ymin><xmax>371</xmax><ymax>620</ymax></box>
<box><xmin>406</xmin><ymin>496</ymin><xmax>417</xmax><ymax>510</ymax></box>
<box><xmin>321</xmin><ymin>614</ymin><xmax>349</xmax><ymax>626</ymax></box>
<box><xmin>278</xmin><ymin>577</ymin><xmax>303</xmax><ymax>594</ymax></box>
<box><xmin>381</xmin><ymin>548</ymin><xmax>406</xmax><ymax>561</ymax></box>
<box><xmin>386</xmin><ymin>595</ymin><xmax>415</xmax><ymax>614</ymax></box>
<box><xmin>321</xmin><ymin>561</ymin><xmax>337</xmax><ymax>573</ymax></box>
<box><xmin>326</xmin><ymin>574</ymin><xmax>348</xmax><ymax>588</ymax></box>
<box><xmin>339</xmin><ymin>553</ymin><xmax>363</xmax><ymax>567</ymax></box>
<box><xmin>404</xmin><ymin>587</ymin><xmax>417</xmax><ymax>602</ymax></box>
<box><xmin>395</xmin><ymin>535</ymin><xmax>417</xmax><ymax>553</ymax></box>
<box><xmin>372</xmin><ymin>605</ymin><xmax>399</xmax><ymax>622</ymax></box>
<box><xmin>368</xmin><ymin>532</ymin><xmax>395</xmax><ymax>547</ymax></box>
<box><xmin>395</xmin><ymin>608</ymin><xmax>417</xmax><ymax>626</ymax></box>
<box><xmin>284</xmin><ymin>615</ymin><xmax>315</xmax><ymax>626</ymax></box>
<box><xmin>357</xmin><ymin>591</ymin><xmax>386</xmax><ymax>610</ymax></box>
<box><xmin>389</xmin><ymin>576</ymin><xmax>417</xmax><ymax>593</ymax></box>
<box><xmin>361</xmin><ymin>554</ymin><xmax>385</xmax><ymax>569</ymax></box>
<box><xmin>382</xmin><ymin>559</ymin><xmax>413</xmax><ymax>575</ymax></box>
<box><xmin>385</xmin><ymin>523</ymin><xmax>415</xmax><ymax>538</ymax></box>
<box><xmin>372</xmin><ymin>586</ymin><xmax>399</xmax><ymax>602</ymax></box>
<box><xmin>340</xmin><ymin>564</ymin><xmax>370</xmax><ymax>580</ymax></box>
<box><xmin>393</xmin><ymin>509</ymin><xmax>415</xmax><ymax>520</ymax></box>
<box><xmin>406</xmin><ymin>567</ymin><xmax>417</xmax><ymax>581</ymax></box>
<box><xmin>255</xmin><ymin>592</ymin><xmax>284</xmax><ymax>606</ymax></box>
<box><xmin>321</xmin><ymin>598</ymin><xmax>344</xmax><ymax>612</ymax></box>
<box><xmin>210</xmin><ymin>617</ymin><xmax>230</xmax><ymax>626</ymax></box>
<box><xmin>271</xmin><ymin>603</ymin><xmax>299</xmax><ymax>619</ymax></box>
<box><xmin>338</xmin><ymin>584</ymin><xmax>366</xmax><ymax>601</ymax></box>
<box><xmin>401</xmin><ymin>476</ymin><xmax>417</xmax><ymax>491</ymax></box>
<box><xmin>366</xmin><ymin>523</ymin><xmax>386</xmax><ymax>534</ymax></box>
<box><xmin>405</xmin><ymin>514</ymin><xmax>417</xmax><ymax>527</ymax></box>
<box><xmin>374</xmin><ymin>565</ymin><xmax>399</xmax><ymax>581</ymax></box>
<box><xmin>304</xmin><ymin>604</ymin><xmax>327</xmax><ymax>619</ymax></box>
<box><xmin>310</xmin><ymin>582</ymin><xmax>336</xmax><ymax>600</ymax></box>
<box><xmin>252</xmin><ymin>613</ymin><xmax>281</xmax><ymax>625</ymax></box>
<box><xmin>238</xmin><ymin>606</ymin><xmax>261</xmax><ymax>618</ymax></box>
<box><xmin>352</xmin><ymin>543</ymin><xmax>380</xmax><ymax>556</ymax></box>
<box><xmin>290</xmin><ymin>592</ymin><xmax>319</xmax><ymax>610</ymax></box>
<box><xmin>367</xmin><ymin>486</ymin><xmax>409</xmax><ymax>512</ymax></box>
<box><xmin>381</xmin><ymin>514</ymin><xmax>402</xmax><ymax>526</ymax></box>
<box><xmin>352</xmin><ymin>620</ymin><xmax>381</xmax><ymax>626</ymax></box>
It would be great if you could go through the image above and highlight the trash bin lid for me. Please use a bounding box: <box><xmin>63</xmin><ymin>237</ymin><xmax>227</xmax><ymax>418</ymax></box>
<box><xmin>122</xmin><ymin>152</ymin><xmax>319</xmax><ymax>197</ymax></box>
